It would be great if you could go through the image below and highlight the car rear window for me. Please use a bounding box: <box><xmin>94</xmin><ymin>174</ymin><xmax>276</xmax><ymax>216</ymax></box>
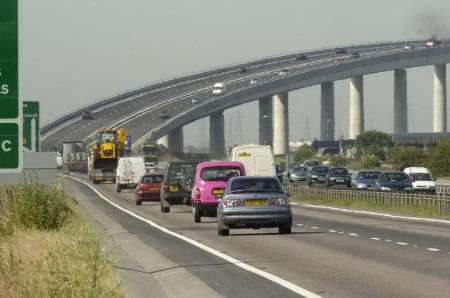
<box><xmin>142</xmin><ymin>175</ymin><xmax>163</xmax><ymax>183</ymax></box>
<box><xmin>331</xmin><ymin>168</ymin><xmax>349</xmax><ymax>175</ymax></box>
<box><xmin>311</xmin><ymin>166</ymin><xmax>329</xmax><ymax>174</ymax></box>
<box><xmin>410</xmin><ymin>173</ymin><xmax>432</xmax><ymax>181</ymax></box>
<box><xmin>168</xmin><ymin>163</ymin><xmax>197</xmax><ymax>184</ymax></box>
<box><xmin>382</xmin><ymin>173</ymin><xmax>409</xmax><ymax>182</ymax></box>
<box><xmin>201</xmin><ymin>166</ymin><xmax>242</xmax><ymax>182</ymax></box>
<box><xmin>358</xmin><ymin>171</ymin><xmax>381</xmax><ymax>179</ymax></box>
<box><xmin>230</xmin><ymin>178</ymin><xmax>283</xmax><ymax>193</ymax></box>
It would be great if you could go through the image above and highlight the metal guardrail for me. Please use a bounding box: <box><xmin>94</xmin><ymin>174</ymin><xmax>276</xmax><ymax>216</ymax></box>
<box><xmin>285</xmin><ymin>185</ymin><xmax>450</xmax><ymax>216</ymax></box>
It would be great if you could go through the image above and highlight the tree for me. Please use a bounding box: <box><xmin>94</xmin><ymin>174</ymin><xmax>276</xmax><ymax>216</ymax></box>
<box><xmin>355</xmin><ymin>130</ymin><xmax>394</xmax><ymax>161</ymax></box>
<box><xmin>389</xmin><ymin>146</ymin><xmax>428</xmax><ymax>171</ymax></box>
<box><xmin>293</xmin><ymin>145</ymin><xmax>315</xmax><ymax>163</ymax></box>
<box><xmin>428</xmin><ymin>140</ymin><xmax>450</xmax><ymax>177</ymax></box>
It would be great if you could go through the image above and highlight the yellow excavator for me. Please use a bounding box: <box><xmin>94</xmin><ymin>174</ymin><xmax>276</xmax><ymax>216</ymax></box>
<box><xmin>88</xmin><ymin>128</ymin><xmax>126</xmax><ymax>183</ymax></box>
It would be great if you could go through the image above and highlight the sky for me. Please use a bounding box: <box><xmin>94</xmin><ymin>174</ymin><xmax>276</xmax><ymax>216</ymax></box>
<box><xmin>21</xmin><ymin>0</ymin><xmax>450</xmax><ymax>148</ymax></box>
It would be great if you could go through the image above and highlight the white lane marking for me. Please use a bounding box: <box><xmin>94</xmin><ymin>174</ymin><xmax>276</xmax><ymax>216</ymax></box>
<box><xmin>427</xmin><ymin>248</ymin><xmax>440</xmax><ymax>252</ymax></box>
<box><xmin>385</xmin><ymin>239</ymin><xmax>393</xmax><ymax>243</ymax></box>
<box><xmin>66</xmin><ymin>175</ymin><xmax>321</xmax><ymax>298</ymax></box>
<box><xmin>328</xmin><ymin>229</ymin><xmax>337</xmax><ymax>233</ymax></box>
<box><xmin>311</xmin><ymin>226</ymin><xmax>319</xmax><ymax>230</ymax></box>
<box><xmin>296</xmin><ymin>224</ymin><xmax>304</xmax><ymax>227</ymax></box>
<box><xmin>348</xmin><ymin>233</ymin><xmax>359</xmax><ymax>237</ymax></box>
<box><xmin>396</xmin><ymin>242</ymin><xmax>408</xmax><ymax>246</ymax></box>
<box><xmin>370</xmin><ymin>237</ymin><xmax>381</xmax><ymax>241</ymax></box>
<box><xmin>290</xmin><ymin>202</ymin><xmax>299</xmax><ymax>205</ymax></box>
<box><xmin>338</xmin><ymin>231</ymin><xmax>345</xmax><ymax>234</ymax></box>
<box><xmin>301</xmin><ymin>204</ymin><xmax>450</xmax><ymax>225</ymax></box>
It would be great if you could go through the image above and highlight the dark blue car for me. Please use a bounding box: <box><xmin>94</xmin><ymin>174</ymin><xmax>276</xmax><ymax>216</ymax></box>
<box><xmin>375</xmin><ymin>172</ymin><xmax>412</xmax><ymax>192</ymax></box>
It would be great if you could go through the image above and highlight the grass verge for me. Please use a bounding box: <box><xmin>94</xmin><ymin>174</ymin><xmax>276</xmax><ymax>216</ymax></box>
<box><xmin>0</xmin><ymin>183</ymin><xmax>125</xmax><ymax>298</ymax></box>
<box><xmin>291</xmin><ymin>194</ymin><xmax>450</xmax><ymax>218</ymax></box>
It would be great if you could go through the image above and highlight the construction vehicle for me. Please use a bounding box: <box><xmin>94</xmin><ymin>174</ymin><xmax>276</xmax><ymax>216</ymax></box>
<box><xmin>88</xmin><ymin>128</ymin><xmax>126</xmax><ymax>183</ymax></box>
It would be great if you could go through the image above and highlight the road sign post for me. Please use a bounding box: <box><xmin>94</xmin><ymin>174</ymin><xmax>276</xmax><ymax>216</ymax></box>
<box><xmin>23</xmin><ymin>101</ymin><xmax>40</xmax><ymax>152</ymax></box>
<box><xmin>0</xmin><ymin>0</ymin><xmax>22</xmax><ymax>173</ymax></box>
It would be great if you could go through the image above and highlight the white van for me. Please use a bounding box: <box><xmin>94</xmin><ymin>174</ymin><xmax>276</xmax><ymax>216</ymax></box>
<box><xmin>403</xmin><ymin>167</ymin><xmax>436</xmax><ymax>193</ymax></box>
<box><xmin>116</xmin><ymin>157</ymin><xmax>146</xmax><ymax>192</ymax></box>
<box><xmin>212</xmin><ymin>82</ymin><xmax>225</xmax><ymax>96</ymax></box>
<box><xmin>231</xmin><ymin>145</ymin><xmax>276</xmax><ymax>177</ymax></box>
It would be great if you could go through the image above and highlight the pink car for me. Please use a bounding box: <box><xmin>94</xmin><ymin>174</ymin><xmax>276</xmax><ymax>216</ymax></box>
<box><xmin>191</xmin><ymin>161</ymin><xmax>245</xmax><ymax>223</ymax></box>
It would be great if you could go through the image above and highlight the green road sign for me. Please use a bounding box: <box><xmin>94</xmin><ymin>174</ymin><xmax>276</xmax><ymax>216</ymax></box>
<box><xmin>0</xmin><ymin>0</ymin><xmax>18</xmax><ymax>119</ymax></box>
<box><xmin>0</xmin><ymin>123</ymin><xmax>19</xmax><ymax>169</ymax></box>
<box><xmin>23</xmin><ymin>101</ymin><xmax>40</xmax><ymax>152</ymax></box>
<box><xmin>0</xmin><ymin>0</ymin><xmax>21</xmax><ymax>173</ymax></box>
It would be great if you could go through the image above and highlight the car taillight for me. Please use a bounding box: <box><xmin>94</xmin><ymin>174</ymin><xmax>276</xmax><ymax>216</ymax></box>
<box><xmin>223</xmin><ymin>198</ymin><xmax>241</xmax><ymax>207</ymax></box>
<box><xmin>194</xmin><ymin>189</ymin><xmax>201</xmax><ymax>200</ymax></box>
<box><xmin>269</xmin><ymin>198</ymin><xmax>290</xmax><ymax>206</ymax></box>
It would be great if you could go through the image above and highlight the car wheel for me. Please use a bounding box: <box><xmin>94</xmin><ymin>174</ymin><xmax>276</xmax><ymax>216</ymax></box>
<box><xmin>136</xmin><ymin>199</ymin><xmax>142</xmax><ymax>206</ymax></box>
<box><xmin>218</xmin><ymin>223</ymin><xmax>230</xmax><ymax>236</ymax></box>
<box><xmin>279</xmin><ymin>224</ymin><xmax>292</xmax><ymax>234</ymax></box>
<box><xmin>160</xmin><ymin>200</ymin><xmax>170</xmax><ymax>213</ymax></box>
<box><xmin>184</xmin><ymin>197</ymin><xmax>192</xmax><ymax>206</ymax></box>
<box><xmin>347</xmin><ymin>183</ymin><xmax>352</xmax><ymax>188</ymax></box>
<box><xmin>193</xmin><ymin>204</ymin><xmax>201</xmax><ymax>223</ymax></box>
<box><xmin>116</xmin><ymin>184</ymin><xmax>121</xmax><ymax>193</ymax></box>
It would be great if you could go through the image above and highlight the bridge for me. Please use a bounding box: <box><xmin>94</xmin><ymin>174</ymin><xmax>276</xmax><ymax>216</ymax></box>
<box><xmin>41</xmin><ymin>39</ymin><xmax>450</xmax><ymax>156</ymax></box>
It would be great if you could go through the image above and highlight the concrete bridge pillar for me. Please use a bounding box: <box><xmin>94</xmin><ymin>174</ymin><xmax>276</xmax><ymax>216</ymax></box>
<box><xmin>156</xmin><ymin>136</ymin><xmax>168</xmax><ymax>148</ymax></box>
<box><xmin>349</xmin><ymin>76</ymin><xmax>365</xmax><ymax>139</ymax></box>
<box><xmin>394</xmin><ymin>69</ymin><xmax>408</xmax><ymax>133</ymax></box>
<box><xmin>320</xmin><ymin>82</ymin><xmax>335</xmax><ymax>141</ymax></box>
<box><xmin>272</xmin><ymin>92</ymin><xmax>289</xmax><ymax>155</ymax></box>
<box><xmin>167</xmin><ymin>127</ymin><xmax>184</xmax><ymax>154</ymax></box>
<box><xmin>259</xmin><ymin>97</ymin><xmax>273</xmax><ymax>146</ymax></box>
<box><xmin>209</xmin><ymin>111</ymin><xmax>225</xmax><ymax>156</ymax></box>
<box><xmin>433</xmin><ymin>64</ymin><xmax>447</xmax><ymax>133</ymax></box>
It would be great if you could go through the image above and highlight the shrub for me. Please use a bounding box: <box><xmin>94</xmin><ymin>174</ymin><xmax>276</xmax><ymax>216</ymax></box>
<box><xmin>428</xmin><ymin>140</ymin><xmax>450</xmax><ymax>177</ymax></box>
<box><xmin>293</xmin><ymin>145</ymin><xmax>315</xmax><ymax>163</ymax></box>
<box><xmin>388</xmin><ymin>147</ymin><xmax>428</xmax><ymax>171</ymax></box>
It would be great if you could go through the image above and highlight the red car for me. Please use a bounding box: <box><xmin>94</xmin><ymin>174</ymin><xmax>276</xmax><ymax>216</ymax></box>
<box><xmin>135</xmin><ymin>174</ymin><xmax>164</xmax><ymax>205</ymax></box>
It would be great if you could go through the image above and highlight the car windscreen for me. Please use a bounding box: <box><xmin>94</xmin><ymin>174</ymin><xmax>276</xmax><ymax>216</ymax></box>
<box><xmin>383</xmin><ymin>173</ymin><xmax>409</xmax><ymax>182</ymax></box>
<box><xmin>201</xmin><ymin>166</ymin><xmax>242</xmax><ymax>182</ymax></box>
<box><xmin>142</xmin><ymin>175</ymin><xmax>163</xmax><ymax>184</ymax></box>
<box><xmin>410</xmin><ymin>173</ymin><xmax>432</xmax><ymax>181</ymax></box>
<box><xmin>311</xmin><ymin>167</ymin><xmax>329</xmax><ymax>174</ymax></box>
<box><xmin>293</xmin><ymin>168</ymin><xmax>305</xmax><ymax>174</ymax></box>
<box><xmin>168</xmin><ymin>164</ymin><xmax>197</xmax><ymax>184</ymax></box>
<box><xmin>330</xmin><ymin>168</ymin><xmax>349</xmax><ymax>175</ymax></box>
<box><xmin>229</xmin><ymin>178</ymin><xmax>283</xmax><ymax>193</ymax></box>
<box><xmin>358</xmin><ymin>171</ymin><xmax>381</xmax><ymax>180</ymax></box>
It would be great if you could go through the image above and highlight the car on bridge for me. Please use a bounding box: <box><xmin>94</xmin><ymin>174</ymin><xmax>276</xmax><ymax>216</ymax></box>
<box><xmin>426</xmin><ymin>38</ymin><xmax>442</xmax><ymax>48</ymax></box>
<box><xmin>375</xmin><ymin>172</ymin><xmax>413</xmax><ymax>192</ymax></box>
<box><xmin>249</xmin><ymin>78</ymin><xmax>258</xmax><ymax>85</ymax></box>
<box><xmin>81</xmin><ymin>110</ymin><xmax>95</xmax><ymax>120</ymax></box>
<box><xmin>191</xmin><ymin>97</ymin><xmax>201</xmax><ymax>104</ymax></box>
<box><xmin>335</xmin><ymin>48</ymin><xmax>347</xmax><ymax>54</ymax></box>
<box><xmin>159</xmin><ymin>110</ymin><xmax>170</xmax><ymax>119</ymax></box>
<box><xmin>278</xmin><ymin>69</ymin><xmax>289</xmax><ymax>77</ymax></box>
<box><xmin>404</xmin><ymin>44</ymin><xmax>415</xmax><ymax>50</ymax></box>
<box><xmin>212</xmin><ymin>82</ymin><xmax>225</xmax><ymax>95</ymax></box>
<box><xmin>295</xmin><ymin>53</ymin><xmax>308</xmax><ymax>61</ymax></box>
<box><xmin>217</xmin><ymin>176</ymin><xmax>292</xmax><ymax>236</ymax></box>
<box><xmin>237</xmin><ymin>66</ymin><xmax>248</xmax><ymax>73</ymax></box>
<box><xmin>191</xmin><ymin>161</ymin><xmax>245</xmax><ymax>223</ymax></box>
<box><xmin>325</xmin><ymin>167</ymin><xmax>352</xmax><ymax>188</ymax></box>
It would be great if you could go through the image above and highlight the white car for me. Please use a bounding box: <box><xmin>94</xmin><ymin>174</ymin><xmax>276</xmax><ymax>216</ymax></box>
<box><xmin>278</xmin><ymin>69</ymin><xmax>289</xmax><ymax>77</ymax></box>
<box><xmin>404</xmin><ymin>44</ymin><xmax>415</xmax><ymax>50</ymax></box>
<box><xmin>212</xmin><ymin>82</ymin><xmax>225</xmax><ymax>96</ymax></box>
<box><xmin>403</xmin><ymin>167</ymin><xmax>436</xmax><ymax>193</ymax></box>
<box><xmin>249</xmin><ymin>78</ymin><xmax>258</xmax><ymax>85</ymax></box>
<box><xmin>191</xmin><ymin>97</ymin><xmax>201</xmax><ymax>104</ymax></box>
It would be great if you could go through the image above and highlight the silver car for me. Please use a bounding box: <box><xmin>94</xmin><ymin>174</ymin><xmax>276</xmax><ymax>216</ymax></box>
<box><xmin>217</xmin><ymin>176</ymin><xmax>292</xmax><ymax>236</ymax></box>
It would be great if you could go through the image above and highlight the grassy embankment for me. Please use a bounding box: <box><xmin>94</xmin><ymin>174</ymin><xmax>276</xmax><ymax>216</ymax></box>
<box><xmin>0</xmin><ymin>183</ymin><xmax>125</xmax><ymax>298</ymax></box>
<box><xmin>291</xmin><ymin>193</ymin><xmax>450</xmax><ymax>218</ymax></box>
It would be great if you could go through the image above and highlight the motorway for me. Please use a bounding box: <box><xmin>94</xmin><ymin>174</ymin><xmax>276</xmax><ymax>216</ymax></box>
<box><xmin>62</xmin><ymin>174</ymin><xmax>450</xmax><ymax>298</ymax></box>
<box><xmin>41</xmin><ymin>40</ymin><xmax>440</xmax><ymax>151</ymax></box>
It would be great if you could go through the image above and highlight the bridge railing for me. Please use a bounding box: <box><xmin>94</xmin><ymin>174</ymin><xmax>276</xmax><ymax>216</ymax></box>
<box><xmin>285</xmin><ymin>185</ymin><xmax>450</xmax><ymax>216</ymax></box>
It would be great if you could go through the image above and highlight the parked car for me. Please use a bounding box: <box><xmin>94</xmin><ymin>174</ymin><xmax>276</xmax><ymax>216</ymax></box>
<box><xmin>135</xmin><ymin>173</ymin><xmax>164</xmax><ymax>205</ymax></box>
<box><xmin>191</xmin><ymin>161</ymin><xmax>245</xmax><ymax>223</ymax></box>
<box><xmin>237</xmin><ymin>66</ymin><xmax>248</xmax><ymax>73</ymax></box>
<box><xmin>116</xmin><ymin>157</ymin><xmax>146</xmax><ymax>192</ymax></box>
<box><xmin>352</xmin><ymin>170</ymin><xmax>382</xmax><ymax>189</ymax></box>
<box><xmin>325</xmin><ymin>167</ymin><xmax>352</xmax><ymax>187</ymax></box>
<box><xmin>404</xmin><ymin>44</ymin><xmax>415</xmax><ymax>50</ymax></box>
<box><xmin>375</xmin><ymin>172</ymin><xmax>413</xmax><ymax>192</ymax></box>
<box><xmin>249</xmin><ymin>78</ymin><xmax>258</xmax><ymax>85</ymax></box>
<box><xmin>352</xmin><ymin>52</ymin><xmax>360</xmax><ymax>58</ymax></box>
<box><xmin>212</xmin><ymin>82</ymin><xmax>225</xmax><ymax>96</ymax></box>
<box><xmin>306</xmin><ymin>166</ymin><xmax>330</xmax><ymax>186</ymax></box>
<box><xmin>289</xmin><ymin>167</ymin><xmax>308</xmax><ymax>183</ymax></box>
<box><xmin>403</xmin><ymin>167</ymin><xmax>436</xmax><ymax>193</ymax></box>
<box><xmin>217</xmin><ymin>176</ymin><xmax>292</xmax><ymax>236</ymax></box>
<box><xmin>160</xmin><ymin>161</ymin><xmax>198</xmax><ymax>213</ymax></box>
<box><xmin>302</xmin><ymin>159</ymin><xmax>321</xmax><ymax>170</ymax></box>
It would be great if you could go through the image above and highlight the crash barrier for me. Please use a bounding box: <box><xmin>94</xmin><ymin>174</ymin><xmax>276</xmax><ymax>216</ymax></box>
<box><xmin>285</xmin><ymin>184</ymin><xmax>450</xmax><ymax>216</ymax></box>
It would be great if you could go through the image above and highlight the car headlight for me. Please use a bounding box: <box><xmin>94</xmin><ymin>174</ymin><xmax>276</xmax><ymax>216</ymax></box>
<box><xmin>330</xmin><ymin>177</ymin><xmax>336</xmax><ymax>181</ymax></box>
<box><xmin>380</xmin><ymin>186</ymin><xmax>391</xmax><ymax>191</ymax></box>
<box><xmin>357</xmin><ymin>183</ymin><xmax>367</xmax><ymax>188</ymax></box>
<box><xmin>223</xmin><ymin>198</ymin><xmax>241</xmax><ymax>207</ymax></box>
<box><xmin>311</xmin><ymin>175</ymin><xmax>318</xmax><ymax>179</ymax></box>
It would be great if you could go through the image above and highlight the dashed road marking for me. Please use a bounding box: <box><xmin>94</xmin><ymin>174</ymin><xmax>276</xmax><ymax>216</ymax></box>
<box><xmin>328</xmin><ymin>229</ymin><xmax>337</xmax><ymax>233</ymax></box>
<box><xmin>385</xmin><ymin>239</ymin><xmax>393</xmax><ymax>243</ymax></box>
<box><xmin>311</xmin><ymin>226</ymin><xmax>320</xmax><ymax>230</ymax></box>
<box><xmin>396</xmin><ymin>242</ymin><xmax>408</xmax><ymax>246</ymax></box>
<box><xmin>370</xmin><ymin>237</ymin><xmax>381</xmax><ymax>241</ymax></box>
<box><xmin>427</xmin><ymin>248</ymin><xmax>440</xmax><ymax>252</ymax></box>
<box><xmin>348</xmin><ymin>233</ymin><xmax>359</xmax><ymax>237</ymax></box>
<box><xmin>296</xmin><ymin>224</ymin><xmax>304</xmax><ymax>227</ymax></box>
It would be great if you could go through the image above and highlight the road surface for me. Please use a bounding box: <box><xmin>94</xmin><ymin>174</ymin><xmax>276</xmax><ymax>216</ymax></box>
<box><xmin>62</xmin><ymin>175</ymin><xmax>450</xmax><ymax>298</ymax></box>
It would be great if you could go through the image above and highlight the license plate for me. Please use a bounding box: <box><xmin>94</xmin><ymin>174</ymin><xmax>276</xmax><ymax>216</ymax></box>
<box><xmin>336</xmin><ymin>179</ymin><xmax>344</xmax><ymax>182</ymax></box>
<box><xmin>212</xmin><ymin>188</ymin><xmax>224</xmax><ymax>196</ymax></box>
<box><xmin>169</xmin><ymin>185</ymin><xmax>178</xmax><ymax>192</ymax></box>
<box><xmin>149</xmin><ymin>188</ymin><xmax>160</xmax><ymax>192</ymax></box>
<box><xmin>244</xmin><ymin>199</ymin><xmax>267</xmax><ymax>207</ymax></box>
